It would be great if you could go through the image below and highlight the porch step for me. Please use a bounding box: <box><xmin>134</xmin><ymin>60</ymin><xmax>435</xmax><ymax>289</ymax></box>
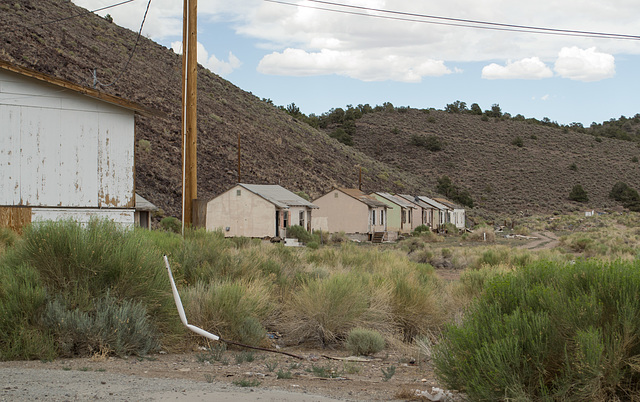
<box><xmin>371</xmin><ymin>232</ymin><xmax>385</xmax><ymax>243</ymax></box>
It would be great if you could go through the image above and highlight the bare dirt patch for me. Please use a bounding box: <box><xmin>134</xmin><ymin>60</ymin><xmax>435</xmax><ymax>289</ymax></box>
<box><xmin>0</xmin><ymin>348</ymin><xmax>465</xmax><ymax>401</ymax></box>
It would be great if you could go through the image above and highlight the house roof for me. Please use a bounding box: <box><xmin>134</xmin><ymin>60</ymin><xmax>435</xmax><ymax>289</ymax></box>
<box><xmin>0</xmin><ymin>59</ymin><xmax>161</xmax><ymax>117</ymax></box>
<box><xmin>338</xmin><ymin>188</ymin><xmax>388</xmax><ymax>208</ymax></box>
<box><xmin>397</xmin><ymin>194</ymin><xmax>434</xmax><ymax>210</ymax></box>
<box><xmin>239</xmin><ymin>184</ymin><xmax>318</xmax><ymax>209</ymax></box>
<box><xmin>417</xmin><ymin>196</ymin><xmax>449</xmax><ymax>211</ymax></box>
<box><xmin>433</xmin><ymin>198</ymin><xmax>462</xmax><ymax>210</ymax></box>
<box><xmin>135</xmin><ymin>193</ymin><xmax>158</xmax><ymax>211</ymax></box>
<box><xmin>373</xmin><ymin>192</ymin><xmax>416</xmax><ymax>209</ymax></box>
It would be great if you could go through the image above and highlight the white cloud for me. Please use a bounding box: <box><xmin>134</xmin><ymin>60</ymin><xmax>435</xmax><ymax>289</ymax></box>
<box><xmin>554</xmin><ymin>47</ymin><xmax>615</xmax><ymax>82</ymax></box>
<box><xmin>257</xmin><ymin>48</ymin><xmax>451</xmax><ymax>82</ymax></box>
<box><xmin>481</xmin><ymin>57</ymin><xmax>553</xmax><ymax>80</ymax></box>
<box><xmin>541</xmin><ymin>94</ymin><xmax>550</xmax><ymax>101</ymax></box>
<box><xmin>73</xmin><ymin>0</ymin><xmax>637</xmax><ymax>83</ymax></box>
<box><xmin>171</xmin><ymin>41</ymin><xmax>242</xmax><ymax>77</ymax></box>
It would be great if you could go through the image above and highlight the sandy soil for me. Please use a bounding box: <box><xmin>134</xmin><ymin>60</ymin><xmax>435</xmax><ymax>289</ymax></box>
<box><xmin>0</xmin><ymin>348</ymin><xmax>465</xmax><ymax>401</ymax></box>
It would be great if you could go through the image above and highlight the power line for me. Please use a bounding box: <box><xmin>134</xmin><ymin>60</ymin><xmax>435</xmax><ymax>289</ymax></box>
<box><xmin>94</xmin><ymin>0</ymin><xmax>152</xmax><ymax>88</ymax></box>
<box><xmin>15</xmin><ymin>0</ymin><xmax>137</xmax><ymax>31</ymax></box>
<box><xmin>265</xmin><ymin>0</ymin><xmax>640</xmax><ymax>41</ymax></box>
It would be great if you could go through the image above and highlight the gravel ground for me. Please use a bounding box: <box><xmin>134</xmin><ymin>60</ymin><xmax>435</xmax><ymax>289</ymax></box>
<box><xmin>0</xmin><ymin>368</ymin><xmax>341</xmax><ymax>401</ymax></box>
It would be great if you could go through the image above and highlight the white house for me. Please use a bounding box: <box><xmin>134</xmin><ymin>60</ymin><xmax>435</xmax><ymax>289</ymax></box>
<box><xmin>434</xmin><ymin>198</ymin><xmax>466</xmax><ymax>229</ymax></box>
<box><xmin>206</xmin><ymin>183</ymin><xmax>318</xmax><ymax>238</ymax></box>
<box><xmin>0</xmin><ymin>60</ymin><xmax>154</xmax><ymax>231</ymax></box>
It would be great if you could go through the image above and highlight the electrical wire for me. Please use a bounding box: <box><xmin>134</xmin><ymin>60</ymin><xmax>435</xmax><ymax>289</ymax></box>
<box><xmin>7</xmin><ymin>0</ymin><xmax>137</xmax><ymax>31</ymax></box>
<box><xmin>94</xmin><ymin>0</ymin><xmax>152</xmax><ymax>88</ymax></box>
<box><xmin>264</xmin><ymin>0</ymin><xmax>640</xmax><ymax>41</ymax></box>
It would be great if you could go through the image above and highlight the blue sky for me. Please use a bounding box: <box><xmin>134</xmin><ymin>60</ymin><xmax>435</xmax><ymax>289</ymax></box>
<box><xmin>73</xmin><ymin>0</ymin><xmax>640</xmax><ymax>125</ymax></box>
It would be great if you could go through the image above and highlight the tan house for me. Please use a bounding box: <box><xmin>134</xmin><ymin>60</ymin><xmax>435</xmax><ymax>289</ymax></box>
<box><xmin>434</xmin><ymin>198</ymin><xmax>466</xmax><ymax>229</ymax></box>
<box><xmin>206</xmin><ymin>184</ymin><xmax>317</xmax><ymax>238</ymax></box>
<box><xmin>397</xmin><ymin>194</ymin><xmax>436</xmax><ymax>230</ymax></box>
<box><xmin>312</xmin><ymin>188</ymin><xmax>388</xmax><ymax>242</ymax></box>
<box><xmin>370</xmin><ymin>192</ymin><xmax>416</xmax><ymax>237</ymax></box>
<box><xmin>417</xmin><ymin>196</ymin><xmax>448</xmax><ymax>229</ymax></box>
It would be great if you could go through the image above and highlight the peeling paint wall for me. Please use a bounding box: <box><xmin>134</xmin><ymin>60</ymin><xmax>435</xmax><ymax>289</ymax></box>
<box><xmin>0</xmin><ymin>69</ymin><xmax>135</xmax><ymax>210</ymax></box>
<box><xmin>31</xmin><ymin>208</ymin><xmax>134</xmax><ymax>227</ymax></box>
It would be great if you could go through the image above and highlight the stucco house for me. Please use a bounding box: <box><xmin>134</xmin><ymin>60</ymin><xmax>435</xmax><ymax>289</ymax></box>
<box><xmin>397</xmin><ymin>194</ymin><xmax>437</xmax><ymax>230</ymax></box>
<box><xmin>206</xmin><ymin>183</ymin><xmax>317</xmax><ymax>238</ymax></box>
<box><xmin>312</xmin><ymin>188</ymin><xmax>388</xmax><ymax>242</ymax></box>
<box><xmin>434</xmin><ymin>198</ymin><xmax>466</xmax><ymax>229</ymax></box>
<box><xmin>370</xmin><ymin>192</ymin><xmax>416</xmax><ymax>238</ymax></box>
<box><xmin>0</xmin><ymin>60</ymin><xmax>155</xmax><ymax>231</ymax></box>
<box><xmin>417</xmin><ymin>196</ymin><xmax>450</xmax><ymax>229</ymax></box>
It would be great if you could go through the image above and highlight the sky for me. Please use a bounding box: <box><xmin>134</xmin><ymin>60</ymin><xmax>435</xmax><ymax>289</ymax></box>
<box><xmin>71</xmin><ymin>0</ymin><xmax>640</xmax><ymax>126</ymax></box>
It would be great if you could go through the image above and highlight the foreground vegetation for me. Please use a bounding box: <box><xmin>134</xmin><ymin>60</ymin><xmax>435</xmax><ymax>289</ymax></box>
<box><xmin>2</xmin><ymin>212</ymin><xmax>640</xmax><ymax>400</ymax></box>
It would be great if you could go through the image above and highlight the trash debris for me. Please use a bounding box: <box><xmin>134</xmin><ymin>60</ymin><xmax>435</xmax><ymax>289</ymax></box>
<box><xmin>414</xmin><ymin>387</ymin><xmax>454</xmax><ymax>401</ymax></box>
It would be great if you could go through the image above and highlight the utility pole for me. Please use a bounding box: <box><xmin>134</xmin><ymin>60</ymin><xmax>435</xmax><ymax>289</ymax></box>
<box><xmin>181</xmin><ymin>0</ymin><xmax>197</xmax><ymax>234</ymax></box>
<box><xmin>237</xmin><ymin>132</ymin><xmax>241</xmax><ymax>183</ymax></box>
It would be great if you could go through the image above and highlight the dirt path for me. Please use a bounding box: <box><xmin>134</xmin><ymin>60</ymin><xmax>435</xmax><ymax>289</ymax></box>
<box><xmin>0</xmin><ymin>349</ymin><xmax>465</xmax><ymax>401</ymax></box>
<box><xmin>519</xmin><ymin>231</ymin><xmax>559</xmax><ymax>250</ymax></box>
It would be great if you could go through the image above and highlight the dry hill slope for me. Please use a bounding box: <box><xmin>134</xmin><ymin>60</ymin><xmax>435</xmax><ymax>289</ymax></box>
<box><xmin>351</xmin><ymin>109</ymin><xmax>640</xmax><ymax>216</ymax></box>
<box><xmin>2</xmin><ymin>0</ymin><xmax>640</xmax><ymax>220</ymax></box>
<box><xmin>1</xmin><ymin>0</ymin><xmax>416</xmax><ymax>218</ymax></box>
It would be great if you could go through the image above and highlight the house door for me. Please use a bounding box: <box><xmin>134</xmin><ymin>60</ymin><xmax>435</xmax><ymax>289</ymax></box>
<box><xmin>275</xmin><ymin>211</ymin><xmax>280</xmax><ymax>237</ymax></box>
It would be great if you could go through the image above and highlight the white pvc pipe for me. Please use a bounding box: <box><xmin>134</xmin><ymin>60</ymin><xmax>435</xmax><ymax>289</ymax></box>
<box><xmin>164</xmin><ymin>255</ymin><xmax>219</xmax><ymax>341</ymax></box>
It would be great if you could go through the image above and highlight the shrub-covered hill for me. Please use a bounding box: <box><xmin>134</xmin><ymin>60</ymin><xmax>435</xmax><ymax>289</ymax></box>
<box><xmin>349</xmin><ymin>108</ymin><xmax>640</xmax><ymax>216</ymax></box>
<box><xmin>1</xmin><ymin>0</ymin><xmax>420</xmax><ymax>218</ymax></box>
<box><xmin>3</xmin><ymin>0</ymin><xmax>640</xmax><ymax>219</ymax></box>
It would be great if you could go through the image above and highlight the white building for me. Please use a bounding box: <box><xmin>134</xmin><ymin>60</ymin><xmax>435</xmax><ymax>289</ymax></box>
<box><xmin>0</xmin><ymin>60</ymin><xmax>154</xmax><ymax>231</ymax></box>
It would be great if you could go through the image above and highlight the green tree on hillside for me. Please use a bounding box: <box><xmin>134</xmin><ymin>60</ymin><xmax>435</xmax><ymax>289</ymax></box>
<box><xmin>568</xmin><ymin>184</ymin><xmax>589</xmax><ymax>203</ymax></box>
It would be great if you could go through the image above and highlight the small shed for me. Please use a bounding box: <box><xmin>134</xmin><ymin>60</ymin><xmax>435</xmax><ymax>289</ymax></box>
<box><xmin>312</xmin><ymin>188</ymin><xmax>388</xmax><ymax>242</ymax></box>
<box><xmin>135</xmin><ymin>193</ymin><xmax>159</xmax><ymax>229</ymax></box>
<box><xmin>206</xmin><ymin>183</ymin><xmax>317</xmax><ymax>238</ymax></box>
<box><xmin>0</xmin><ymin>60</ymin><xmax>155</xmax><ymax>231</ymax></box>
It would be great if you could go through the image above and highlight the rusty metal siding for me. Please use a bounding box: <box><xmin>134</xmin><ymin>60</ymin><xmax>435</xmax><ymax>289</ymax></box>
<box><xmin>0</xmin><ymin>207</ymin><xmax>32</xmax><ymax>232</ymax></box>
<box><xmin>0</xmin><ymin>69</ymin><xmax>135</xmax><ymax>209</ymax></box>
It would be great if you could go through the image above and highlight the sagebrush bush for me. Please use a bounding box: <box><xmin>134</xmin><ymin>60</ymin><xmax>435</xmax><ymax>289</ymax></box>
<box><xmin>286</xmin><ymin>225</ymin><xmax>315</xmax><ymax>243</ymax></box>
<box><xmin>345</xmin><ymin>328</ymin><xmax>385</xmax><ymax>356</ymax></box>
<box><xmin>434</xmin><ymin>259</ymin><xmax>640</xmax><ymax>401</ymax></box>
<box><xmin>0</xmin><ymin>227</ymin><xmax>18</xmax><ymax>253</ymax></box>
<box><xmin>43</xmin><ymin>294</ymin><xmax>160</xmax><ymax>357</ymax></box>
<box><xmin>1</xmin><ymin>220</ymin><xmax>181</xmax><ymax>352</ymax></box>
<box><xmin>466</xmin><ymin>225</ymin><xmax>495</xmax><ymax>242</ymax></box>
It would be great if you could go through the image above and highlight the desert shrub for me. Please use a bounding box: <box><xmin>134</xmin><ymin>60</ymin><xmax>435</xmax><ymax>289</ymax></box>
<box><xmin>306</xmin><ymin>241</ymin><xmax>319</xmax><ymax>250</ymax></box>
<box><xmin>569</xmin><ymin>184</ymin><xmax>589</xmax><ymax>202</ymax></box>
<box><xmin>1</xmin><ymin>220</ymin><xmax>179</xmax><ymax>345</ymax></box>
<box><xmin>160</xmin><ymin>216</ymin><xmax>181</xmax><ymax>233</ymax></box>
<box><xmin>345</xmin><ymin>328</ymin><xmax>385</xmax><ymax>356</ymax></box>
<box><xmin>436</xmin><ymin>176</ymin><xmax>474</xmax><ymax>208</ymax></box>
<box><xmin>609</xmin><ymin>182</ymin><xmax>640</xmax><ymax>211</ymax></box>
<box><xmin>173</xmin><ymin>229</ymin><xmax>236</xmax><ymax>283</ymax></box>
<box><xmin>0</xmin><ymin>227</ymin><xmax>18</xmax><ymax>252</ymax></box>
<box><xmin>466</xmin><ymin>225</ymin><xmax>495</xmax><ymax>242</ymax></box>
<box><xmin>138</xmin><ymin>139</ymin><xmax>151</xmax><ymax>153</ymax></box>
<box><xmin>390</xmin><ymin>271</ymin><xmax>443</xmax><ymax>341</ymax></box>
<box><xmin>473</xmin><ymin>247</ymin><xmax>511</xmax><ymax>268</ymax></box>
<box><xmin>0</xmin><ymin>263</ymin><xmax>56</xmax><ymax>360</ymax></box>
<box><xmin>43</xmin><ymin>294</ymin><xmax>160</xmax><ymax>357</ymax></box>
<box><xmin>409</xmin><ymin>134</ymin><xmax>443</xmax><ymax>151</ymax></box>
<box><xmin>184</xmin><ymin>279</ymin><xmax>273</xmax><ymax>346</ymax></box>
<box><xmin>280</xmin><ymin>274</ymin><xmax>391</xmax><ymax>346</ymax></box>
<box><xmin>441</xmin><ymin>223</ymin><xmax>458</xmax><ymax>235</ymax></box>
<box><xmin>511</xmin><ymin>136</ymin><xmax>524</xmax><ymax>147</ymax></box>
<box><xmin>434</xmin><ymin>259</ymin><xmax>640</xmax><ymax>401</ymax></box>
<box><xmin>412</xmin><ymin>224</ymin><xmax>430</xmax><ymax>235</ymax></box>
<box><xmin>330</xmin><ymin>231</ymin><xmax>349</xmax><ymax>243</ymax></box>
<box><xmin>287</xmin><ymin>225</ymin><xmax>314</xmax><ymax>244</ymax></box>
<box><xmin>401</xmin><ymin>237</ymin><xmax>425</xmax><ymax>253</ymax></box>
<box><xmin>329</xmin><ymin>128</ymin><xmax>353</xmax><ymax>146</ymax></box>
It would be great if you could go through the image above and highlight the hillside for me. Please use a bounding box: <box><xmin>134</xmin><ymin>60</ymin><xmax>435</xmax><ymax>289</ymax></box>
<box><xmin>1</xmin><ymin>0</ymin><xmax>416</xmax><ymax>219</ymax></box>
<box><xmin>2</xmin><ymin>0</ymin><xmax>640</xmax><ymax>221</ymax></box>
<box><xmin>349</xmin><ymin>109</ymin><xmax>640</xmax><ymax>216</ymax></box>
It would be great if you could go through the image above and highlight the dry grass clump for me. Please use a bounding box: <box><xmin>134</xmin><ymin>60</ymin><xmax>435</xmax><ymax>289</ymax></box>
<box><xmin>184</xmin><ymin>279</ymin><xmax>275</xmax><ymax>346</ymax></box>
<box><xmin>466</xmin><ymin>225</ymin><xmax>496</xmax><ymax>242</ymax></box>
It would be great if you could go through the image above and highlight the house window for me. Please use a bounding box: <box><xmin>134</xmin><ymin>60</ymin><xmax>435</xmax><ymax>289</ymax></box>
<box><xmin>283</xmin><ymin>211</ymin><xmax>289</xmax><ymax>228</ymax></box>
<box><xmin>236</xmin><ymin>189</ymin><xmax>241</xmax><ymax>196</ymax></box>
<box><xmin>372</xmin><ymin>210</ymin><xmax>376</xmax><ymax>225</ymax></box>
<box><xmin>334</xmin><ymin>192</ymin><xmax>339</xmax><ymax>198</ymax></box>
<box><xmin>401</xmin><ymin>210</ymin><xmax>406</xmax><ymax>224</ymax></box>
<box><xmin>299</xmin><ymin>210</ymin><xmax>305</xmax><ymax>227</ymax></box>
<box><xmin>380</xmin><ymin>210</ymin><xmax>384</xmax><ymax>225</ymax></box>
